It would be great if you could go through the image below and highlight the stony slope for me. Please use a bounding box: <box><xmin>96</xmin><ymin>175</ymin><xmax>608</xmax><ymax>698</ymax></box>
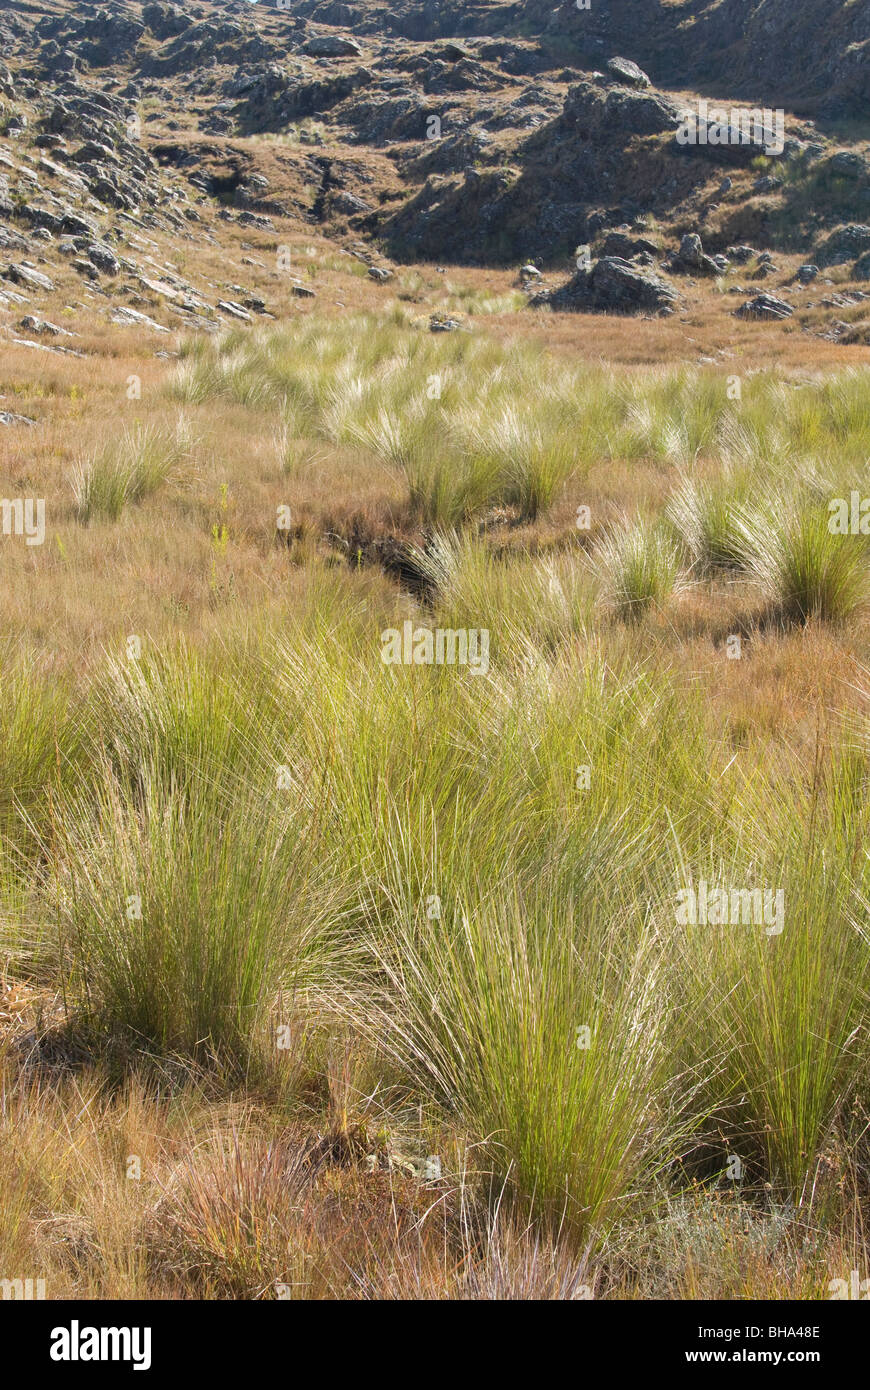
<box><xmin>0</xmin><ymin>0</ymin><xmax>867</xmax><ymax>347</ymax></box>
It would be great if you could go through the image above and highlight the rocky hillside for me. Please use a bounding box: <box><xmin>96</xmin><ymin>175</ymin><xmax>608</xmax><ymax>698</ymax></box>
<box><xmin>0</xmin><ymin>0</ymin><xmax>867</xmax><ymax>341</ymax></box>
<box><xmin>520</xmin><ymin>0</ymin><xmax>870</xmax><ymax>119</ymax></box>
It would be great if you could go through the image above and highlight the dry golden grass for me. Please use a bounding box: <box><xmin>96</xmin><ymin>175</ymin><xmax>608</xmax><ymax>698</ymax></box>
<box><xmin>0</xmin><ymin>1048</ymin><xmax>862</xmax><ymax>1301</ymax></box>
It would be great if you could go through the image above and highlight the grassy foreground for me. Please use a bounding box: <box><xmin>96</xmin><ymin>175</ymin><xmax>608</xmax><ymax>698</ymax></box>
<box><xmin>1</xmin><ymin>310</ymin><xmax>870</xmax><ymax>1298</ymax></box>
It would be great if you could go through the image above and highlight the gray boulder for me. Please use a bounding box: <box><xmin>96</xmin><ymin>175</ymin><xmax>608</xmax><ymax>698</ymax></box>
<box><xmin>61</xmin><ymin>212</ymin><xmax>98</xmax><ymax>237</ymax></box>
<box><xmin>87</xmin><ymin>241</ymin><xmax>120</xmax><ymax>275</ymax></box>
<box><xmin>816</xmin><ymin>224</ymin><xmax>870</xmax><ymax>267</ymax></box>
<box><xmin>18</xmin><ymin>206</ymin><xmax>64</xmax><ymax>234</ymax></box>
<box><xmin>600</xmin><ymin>231</ymin><xmax>660</xmax><ymax>260</ymax></box>
<box><xmin>676</xmin><ymin>232</ymin><xmax>721</xmax><ymax>275</ymax></box>
<box><xmin>217</xmin><ymin>299</ymin><xmax>251</xmax><ymax>320</ymax></box>
<box><xmin>329</xmin><ymin>190</ymin><xmax>373</xmax><ymax>215</ymax></box>
<box><xmin>830</xmin><ymin>151</ymin><xmax>867</xmax><ymax>179</ymax></box>
<box><xmin>545</xmin><ymin>257</ymin><xmax>679</xmax><ymax>316</ymax></box>
<box><xmin>563</xmin><ymin>80</ymin><xmax>681</xmax><ymax>137</ymax></box>
<box><xmin>3</xmin><ymin>262</ymin><xmax>54</xmax><ymax>291</ymax></box>
<box><xmin>0</xmin><ymin>224</ymin><xmax>28</xmax><ymax>251</ymax></box>
<box><xmin>734</xmin><ymin>293</ymin><xmax>793</xmax><ymax>320</ymax></box>
<box><xmin>19</xmin><ymin>315</ymin><xmax>71</xmax><ymax>336</ymax></box>
<box><xmin>305</xmin><ymin>35</ymin><xmax>363</xmax><ymax>58</ymax></box>
<box><xmin>72</xmin><ymin>140</ymin><xmax>117</xmax><ymax>165</ymax></box>
<box><xmin>606</xmin><ymin>57</ymin><xmax>651</xmax><ymax>89</ymax></box>
<box><xmin>439</xmin><ymin>42</ymin><xmax>474</xmax><ymax>63</ymax></box>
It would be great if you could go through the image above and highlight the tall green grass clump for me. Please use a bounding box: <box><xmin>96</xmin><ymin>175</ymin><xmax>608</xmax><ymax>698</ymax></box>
<box><xmin>592</xmin><ymin>519</ymin><xmax>685</xmax><ymax>620</ymax></box>
<box><xmin>47</xmin><ymin>764</ymin><xmax>341</xmax><ymax>1066</ymax></box>
<box><xmin>86</xmin><ymin>639</ymin><xmax>280</xmax><ymax>798</ymax></box>
<box><xmin>736</xmin><ymin>502</ymin><xmax>869</xmax><ymax>623</ymax></box>
<box><xmin>0</xmin><ymin>652</ymin><xmax>83</xmax><ymax>965</ymax></box>
<box><xmin>356</xmin><ymin>859</ymin><xmax>700</xmax><ymax>1242</ymax></box>
<box><xmin>453</xmin><ymin>403</ymin><xmax>577</xmax><ymax>522</ymax></box>
<box><xmin>666</xmin><ymin>475</ymin><xmax>749</xmax><ymax>574</ymax></box>
<box><xmin>72</xmin><ymin>420</ymin><xmax>192</xmax><ymax>523</ymax></box>
<box><xmin>673</xmin><ymin>751</ymin><xmax>870</xmax><ymax>1199</ymax></box>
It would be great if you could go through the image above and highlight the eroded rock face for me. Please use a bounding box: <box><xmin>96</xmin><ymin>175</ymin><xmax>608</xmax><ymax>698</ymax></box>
<box><xmin>142</xmin><ymin>4</ymin><xmax>190</xmax><ymax>42</ymax></box>
<box><xmin>231</xmin><ymin>63</ymin><xmax>374</xmax><ymax>134</ymax></box>
<box><xmin>74</xmin><ymin>11</ymin><xmax>145</xmax><ymax>68</ymax></box>
<box><xmin>524</xmin><ymin>0</ymin><xmax>870</xmax><ymax>116</ymax></box>
<box><xmin>0</xmin><ymin>0</ymin><xmax>866</xmax><ymax>294</ymax></box>
<box><xmin>140</xmin><ymin>18</ymin><xmax>275</xmax><ymax>76</ymax></box>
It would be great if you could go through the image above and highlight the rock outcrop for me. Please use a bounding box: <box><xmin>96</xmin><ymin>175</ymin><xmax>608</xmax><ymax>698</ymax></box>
<box><xmin>541</xmin><ymin>256</ymin><xmax>679</xmax><ymax>316</ymax></box>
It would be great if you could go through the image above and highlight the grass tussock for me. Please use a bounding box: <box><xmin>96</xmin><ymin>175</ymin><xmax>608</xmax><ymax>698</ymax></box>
<box><xmin>592</xmin><ymin>518</ymin><xmax>686</xmax><ymax>620</ymax></box>
<box><xmin>72</xmin><ymin>419</ymin><xmax>193</xmax><ymax>523</ymax></box>
<box><xmin>737</xmin><ymin>502</ymin><xmax>870</xmax><ymax>624</ymax></box>
<box><xmin>167</xmin><ymin>321</ymin><xmax>870</xmax><ymax>535</ymax></box>
<box><xmin>48</xmin><ymin>766</ymin><xmax>342</xmax><ymax>1067</ymax></box>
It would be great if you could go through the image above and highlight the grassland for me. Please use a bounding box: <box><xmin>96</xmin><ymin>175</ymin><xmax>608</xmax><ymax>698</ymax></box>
<box><xmin>2</xmin><ymin>282</ymin><xmax>870</xmax><ymax>1299</ymax></box>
